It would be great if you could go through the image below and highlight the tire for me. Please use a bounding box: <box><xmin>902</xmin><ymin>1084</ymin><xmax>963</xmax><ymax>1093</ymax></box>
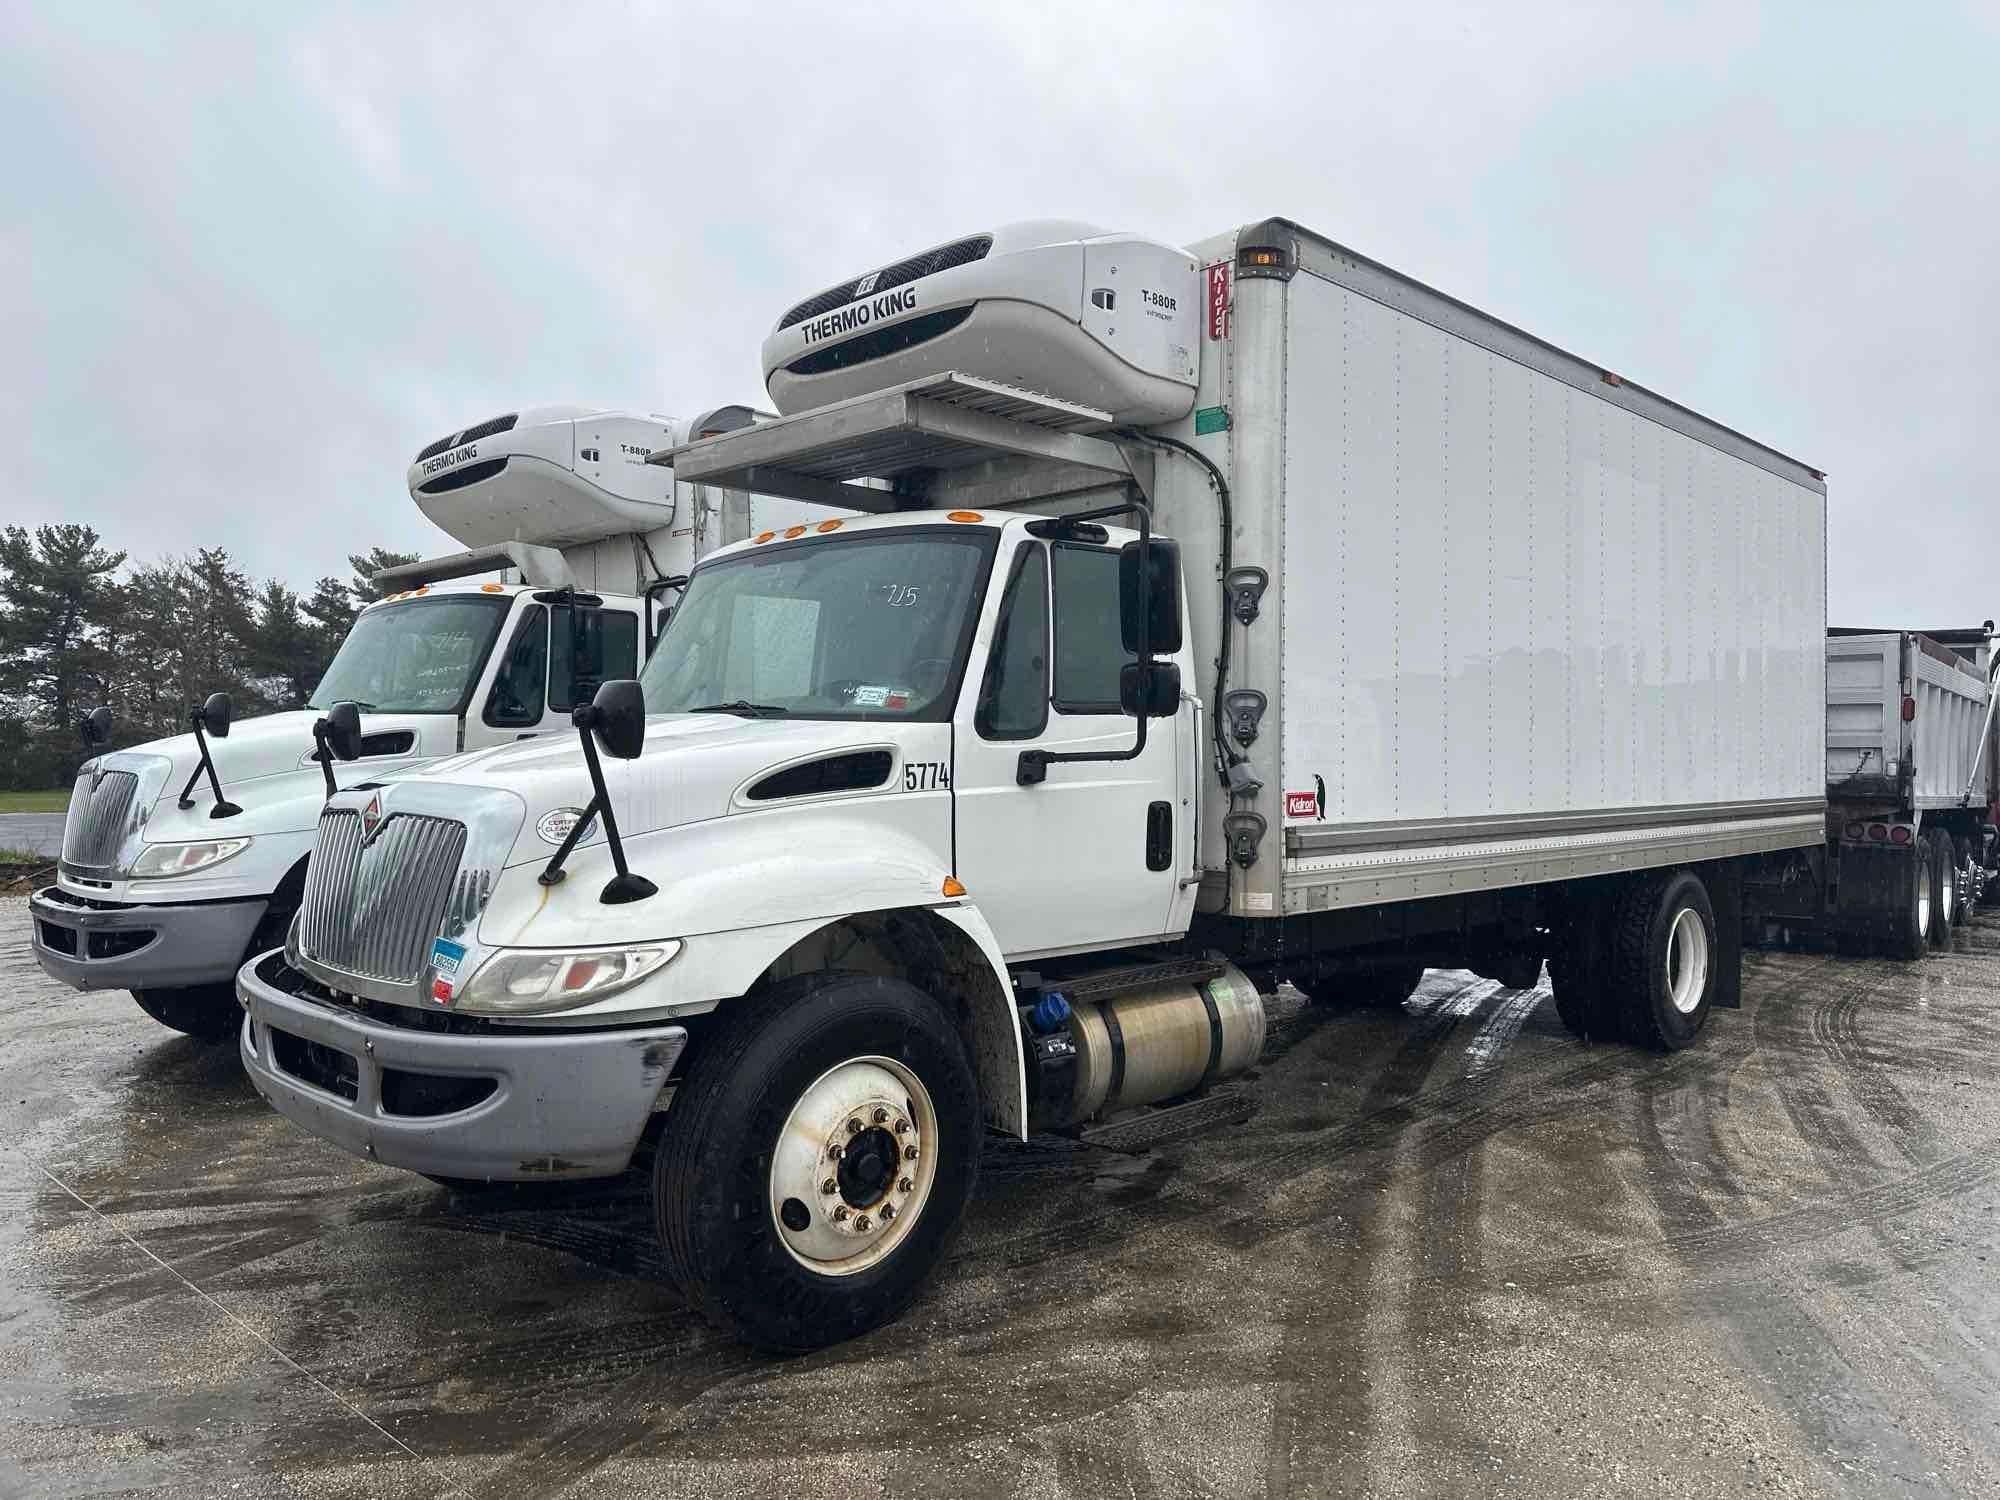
<box><xmin>1303</xmin><ymin>964</ymin><xmax>1424</xmax><ymax>1008</ymax></box>
<box><xmin>130</xmin><ymin>984</ymin><xmax>241</xmax><ymax>1042</ymax></box>
<box><xmin>1928</xmin><ymin>829</ymin><xmax>1956</xmax><ymax>948</ymax></box>
<box><xmin>1886</xmin><ymin>843</ymin><xmax>1932</xmax><ymax>960</ymax></box>
<box><xmin>1610</xmin><ymin>871</ymin><xmax>1718</xmax><ymax>1052</ymax></box>
<box><xmin>652</xmin><ymin>973</ymin><xmax>980</xmax><ymax>1353</ymax></box>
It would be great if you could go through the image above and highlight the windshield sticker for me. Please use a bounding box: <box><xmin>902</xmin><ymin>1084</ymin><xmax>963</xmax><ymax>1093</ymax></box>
<box><xmin>851</xmin><ymin>685</ymin><xmax>915</xmax><ymax>710</ymax></box>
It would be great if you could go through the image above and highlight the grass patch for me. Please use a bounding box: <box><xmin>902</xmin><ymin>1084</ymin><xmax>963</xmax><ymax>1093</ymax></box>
<box><xmin>0</xmin><ymin>790</ymin><xmax>69</xmax><ymax>813</ymax></box>
<box><xmin>0</xmin><ymin>847</ymin><xmax>52</xmax><ymax>864</ymax></box>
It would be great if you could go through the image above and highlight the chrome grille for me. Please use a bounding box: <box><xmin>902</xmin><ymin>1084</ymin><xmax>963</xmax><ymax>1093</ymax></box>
<box><xmin>298</xmin><ymin>809</ymin><xmax>467</xmax><ymax>983</ymax></box>
<box><xmin>61</xmin><ymin>769</ymin><xmax>139</xmax><ymax>869</ymax></box>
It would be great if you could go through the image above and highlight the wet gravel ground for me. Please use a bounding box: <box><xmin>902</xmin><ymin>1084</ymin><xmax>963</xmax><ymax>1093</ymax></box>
<box><xmin>2</xmin><ymin>897</ymin><xmax>1997</xmax><ymax>1499</ymax></box>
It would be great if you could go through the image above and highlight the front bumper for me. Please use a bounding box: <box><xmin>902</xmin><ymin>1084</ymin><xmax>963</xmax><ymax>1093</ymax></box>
<box><xmin>236</xmin><ymin>950</ymin><xmax>689</xmax><ymax>1181</ymax></box>
<box><xmin>31</xmin><ymin>885</ymin><xmax>269</xmax><ymax>992</ymax></box>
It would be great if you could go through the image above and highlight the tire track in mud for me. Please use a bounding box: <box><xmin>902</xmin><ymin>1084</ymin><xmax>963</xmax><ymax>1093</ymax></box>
<box><xmin>1260</xmin><ymin>975</ymin><xmax>1514</xmax><ymax>1500</ymax></box>
<box><xmin>1622</xmin><ymin>966</ymin><xmax>1961</xmax><ymax>1491</ymax></box>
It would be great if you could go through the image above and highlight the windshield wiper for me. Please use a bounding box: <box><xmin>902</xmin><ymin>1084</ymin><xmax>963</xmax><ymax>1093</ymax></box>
<box><xmin>686</xmin><ymin>701</ymin><xmax>788</xmax><ymax>718</ymax></box>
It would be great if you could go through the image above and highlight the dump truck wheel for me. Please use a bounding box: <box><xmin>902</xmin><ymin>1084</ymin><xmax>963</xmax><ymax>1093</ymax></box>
<box><xmin>131</xmin><ymin>985</ymin><xmax>240</xmax><ymax>1042</ymax></box>
<box><xmin>1928</xmin><ymin>830</ymin><xmax>1956</xmax><ymax>948</ymax></box>
<box><xmin>1887</xmin><ymin>845</ymin><xmax>1932</xmax><ymax>960</ymax></box>
<box><xmin>652</xmin><ymin>973</ymin><xmax>979</xmax><ymax>1353</ymax></box>
<box><xmin>1611</xmin><ymin>871</ymin><xmax>1717</xmax><ymax>1052</ymax></box>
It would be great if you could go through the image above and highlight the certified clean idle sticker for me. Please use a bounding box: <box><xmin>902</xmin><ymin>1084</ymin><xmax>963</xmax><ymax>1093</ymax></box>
<box><xmin>537</xmin><ymin>806</ymin><xmax>595</xmax><ymax>845</ymax></box>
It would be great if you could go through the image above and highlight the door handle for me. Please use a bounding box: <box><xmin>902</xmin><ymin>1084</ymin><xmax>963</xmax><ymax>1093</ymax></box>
<box><xmin>1146</xmin><ymin>801</ymin><xmax>1172</xmax><ymax>871</ymax></box>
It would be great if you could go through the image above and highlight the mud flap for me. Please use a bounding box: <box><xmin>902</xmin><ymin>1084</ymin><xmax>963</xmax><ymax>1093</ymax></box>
<box><xmin>1705</xmin><ymin>860</ymin><xmax>1744</xmax><ymax>1009</ymax></box>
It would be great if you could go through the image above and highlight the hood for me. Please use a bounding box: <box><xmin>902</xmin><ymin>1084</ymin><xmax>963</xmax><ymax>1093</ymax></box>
<box><xmin>397</xmin><ymin>714</ymin><xmax>907</xmax><ymax>868</ymax></box>
<box><xmin>116</xmin><ymin>710</ymin><xmax>459</xmax><ymax>838</ymax></box>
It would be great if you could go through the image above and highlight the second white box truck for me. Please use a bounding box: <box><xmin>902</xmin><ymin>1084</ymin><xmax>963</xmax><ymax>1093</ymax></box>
<box><xmin>235</xmin><ymin>217</ymin><xmax>1828</xmax><ymax>1350</ymax></box>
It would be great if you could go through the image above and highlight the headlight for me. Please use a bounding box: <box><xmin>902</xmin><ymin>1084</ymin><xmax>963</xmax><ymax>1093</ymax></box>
<box><xmin>128</xmin><ymin>837</ymin><xmax>253</xmax><ymax>879</ymax></box>
<box><xmin>455</xmin><ymin>941</ymin><xmax>683</xmax><ymax>1015</ymax></box>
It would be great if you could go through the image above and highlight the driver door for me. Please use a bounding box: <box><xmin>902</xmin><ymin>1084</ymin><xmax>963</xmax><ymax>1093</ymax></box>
<box><xmin>951</xmin><ymin>536</ymin><xmax>1183</xmax><ymax>958</ymax></box>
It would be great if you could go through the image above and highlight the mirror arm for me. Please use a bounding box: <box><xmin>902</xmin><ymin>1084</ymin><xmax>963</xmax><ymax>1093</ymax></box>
<box><xmin>540</xmin><ymin>705</ymin><xmax>657</xmax><ymax>904</ymax></box>
<box><xmin>309</xmin><ymin>719</ymin><xmax>339</xmax><ymax>802</ymax></box>
<box><xmin>179</xmin><ymin>709</ymin><xmax>242</xmax><ymax>818</ymax></box>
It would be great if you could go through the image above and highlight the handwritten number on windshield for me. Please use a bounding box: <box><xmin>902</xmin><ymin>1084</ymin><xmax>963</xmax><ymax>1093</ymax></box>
<box><xmin>880</xmin><ymin>584</ymin><xmax>922</xmax><ymax>608</ymax></box>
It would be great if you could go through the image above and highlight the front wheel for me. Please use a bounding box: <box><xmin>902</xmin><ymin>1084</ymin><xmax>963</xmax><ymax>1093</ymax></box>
<box><xmin>652</xmin><ymin>974</ymin><xmax>980</xmax><ymax>1353</ymax></box>
<box><xmin>131</xmin><ymin>984</ymin><xmax>241</xmax><ymax>1042</ymax></box>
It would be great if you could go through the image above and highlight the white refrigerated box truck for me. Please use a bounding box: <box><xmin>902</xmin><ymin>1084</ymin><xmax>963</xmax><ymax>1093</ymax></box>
<box><xmin>32</xmin><ymin>402</ymin><xmax>828</xmax><ymax>1039</ymax></box>
<box><xmin>235</xmin><ymin>217</ymin><xmax>1829</xmax><ymax>1351</ymax></box>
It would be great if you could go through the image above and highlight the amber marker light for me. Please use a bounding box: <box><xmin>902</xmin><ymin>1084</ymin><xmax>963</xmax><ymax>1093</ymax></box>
<box><xmin>942</xmin><ymin>877</ymin><xmax>967</xmax><ymax>897</ymax></box>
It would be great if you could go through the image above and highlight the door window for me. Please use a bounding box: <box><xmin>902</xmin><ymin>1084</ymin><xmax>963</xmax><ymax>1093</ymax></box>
<box><xmin>551</xmin><ymin>606</ymin><xmax>639</xmax><ymax>711</ymax></box>
<box><xmin>1051</xmin><ymin>543</ymin><xmax>1135</xmax><ymax>714</ymax></box>
<box><xmin>975</xmin><ymin>544</ymin><xmax>1049</xmax><ymax>740</ymax></box>
<box><xmin>484</xmin><ymin>605</ymin><xmax>548</xmax><ymax>727</ymax></box>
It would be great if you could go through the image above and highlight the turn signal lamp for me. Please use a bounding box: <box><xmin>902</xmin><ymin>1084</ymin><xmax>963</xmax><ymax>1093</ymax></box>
<box><xmin>942</xmin><ymin>877</ymin><xmax>966</xmax><ymax>897</ymax></box>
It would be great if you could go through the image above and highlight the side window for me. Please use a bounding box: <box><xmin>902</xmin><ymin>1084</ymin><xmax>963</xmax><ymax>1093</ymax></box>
<box><xmin>484</xmin><ymin>605</ymin><xmax>548</xmax><ymax>727</ymax></box>
<box><xmin>975</xmin><ymin>544</ymin><xmax>1049</xmax><ymax>740</ymax></box>
<box><xmin>551</xmin><ymin>607</ymin><xmax>639</xmax><ymax>711</ymax></box>
<box><xmin>1051</xmin><ymin>543</ymin><xmax>1134</xmax><ymax>713</ymax></box>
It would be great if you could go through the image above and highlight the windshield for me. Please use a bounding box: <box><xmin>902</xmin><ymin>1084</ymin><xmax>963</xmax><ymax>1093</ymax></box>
<box><xmin>641</xmin><ymin>530</ymin><xmax>995</xmax><ymax>720</ymax></box>
<box><xmin>309</xmin><ymin>596</ymin><xmax>511</xmax><ymax>714</ymax></box>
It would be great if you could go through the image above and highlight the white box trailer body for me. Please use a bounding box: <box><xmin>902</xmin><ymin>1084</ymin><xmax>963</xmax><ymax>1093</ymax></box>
<box><xmin>1231</xmin><ymin>234</ymin><xmax>1827</xmax><ymax>915</ymax></box>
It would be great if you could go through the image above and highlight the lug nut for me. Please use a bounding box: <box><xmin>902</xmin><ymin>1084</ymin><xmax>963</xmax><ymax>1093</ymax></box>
<box><xmin>898</xmin><ymin>1176</ymin><xmax>914</xmax><ymax>1193</ymax></box>
<box><xmin>832</xmin><ymin>1205</ymin><xmax>849</xmax><ymax>1222</ymax></box>
<box><xmin>904</xmin><ymin>1144</ymin><xmax>919</xmax><ymax>1161</ymax></box>
<box><xmin>893</xmin><ymin>1119</ymin><xmax>910</xmax><ymax>1135</ymax></box>
<box><xmin>872</xmin><ymin>1107</ymin><xmax>889</xmax><ymax>1124</ymax></box>
<box><xmin>879</xmin><ymin>1203</ymin><xmax>896</xmax><ymax>1222</ymax></box>
<box><xmin>828</xmin><ymin>1142</ymin><xmax>843</xmax><ymax>1160</ymax></box>
<box><xmin>854</xmin><ymin>1214</ymin><xmax>872</xmax><ymax>1231</ymax></box>
<box><xmin>846</xmin><ymin>1118</ymin><xmax>862</xmax><ymax>1136</ymax></box>
<box><xmin>821</xmin><ymin>1178</ymin><xmax>837</xmax><ymax>1195</ymax></box>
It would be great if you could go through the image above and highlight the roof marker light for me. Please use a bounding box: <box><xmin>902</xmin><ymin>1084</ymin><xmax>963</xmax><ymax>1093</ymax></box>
<box><xmin>817</xmin><ymin>519</ymin><xmax>843</xmax><ymax>533</ymax></box>
<box><xmin>947</xmin><ymin>511</ymin><xmax>983</xmax><ymax>524</ymax></box>
<box><xmin>784</xmin><ymin>525</ymin><xmax>808</xmax><ymax>539</ymax></box>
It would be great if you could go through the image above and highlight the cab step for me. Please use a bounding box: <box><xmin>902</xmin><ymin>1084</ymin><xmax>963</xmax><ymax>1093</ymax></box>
<box><xmin>1078</xmin><ymin>1086</ymin><xmax>1256</xmax><ymax>1154</ymax></box>
<box><xmin>1050</xmin><ymin>955</ymin><xmax>1229</xmax><ymax>1006</ymax></box>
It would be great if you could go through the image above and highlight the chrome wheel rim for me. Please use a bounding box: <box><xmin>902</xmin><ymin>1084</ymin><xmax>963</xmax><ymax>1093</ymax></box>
<box><xmin>1940</xmin><ymin>852</ymin><xmax>1956</xmax><ymax>924</ymax></box>
<box><xmin>769</xmin><ymin>1055</ymin><xmax>937</xmax><ymax>1277</ymax></box>
<box><xmin>1918</xmin><ymin>860</ymin><xmax>1933</xmax><ymax>937</ymax></box>
<box><xmin>1665</xmin><ymin>906</ymin><xmax>1709</xmax><ymax>1016</ymax></box>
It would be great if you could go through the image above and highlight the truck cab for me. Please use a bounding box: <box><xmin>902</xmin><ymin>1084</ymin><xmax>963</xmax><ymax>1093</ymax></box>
<box><xmin>30</xmin><ymin>403</ymin><xmax>709</xmax><ymax>1039</ymax></box>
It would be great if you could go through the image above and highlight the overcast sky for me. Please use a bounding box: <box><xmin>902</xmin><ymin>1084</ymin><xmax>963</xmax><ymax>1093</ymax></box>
<box><xmin>4</xmin><ymin>2</ymin><xmax>1995</xmax><ymax>626</ymax></box>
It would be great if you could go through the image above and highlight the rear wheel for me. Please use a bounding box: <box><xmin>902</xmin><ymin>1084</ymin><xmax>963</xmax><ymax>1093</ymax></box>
<box><xmin>1928</xmin><ymin>829</ymin><xmax>1956</xmax><ymax>948</ymax></box>
<box><xmin>1611</xmin><ymin>871</ymin><xmax>1718</xmax><ymax>1052</ymax></box>
<box><xmin>1887</xmin><ymin>845</ymin><xmax>1932</xmax><ymax>960</ymax></box>
<box><xmin>652</xmin><ymin>974</ymin><xmax>979</xmax><ymax>1353</ymax></box>
<box><xmin>130</xmin><ymin>984</ymin><xmax>240</xmax><ymax>1042</ymax></box>
<box><xmin>1953</xmin><ymin>835</ymin><xmax>1979</xmax><ymax>919</ymax></box>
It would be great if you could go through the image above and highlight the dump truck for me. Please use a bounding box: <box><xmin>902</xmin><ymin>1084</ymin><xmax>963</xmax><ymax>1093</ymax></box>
<box><xmin>1746</xmin><ymin>625</ymin><xmax>1998</xmax><ymax>956</ymax></box>
<box><xmin>32</xmin><ymin>403</ymin><xmax>823</xmax><ymax>1038</ymax></box>
<box><xmin>236</xmin><ymin>217</ymin><xmax>1828</xmax><ymax>1351</ymax></box>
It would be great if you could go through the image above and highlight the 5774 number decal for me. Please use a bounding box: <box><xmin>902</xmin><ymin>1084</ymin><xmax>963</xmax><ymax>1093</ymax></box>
<box><xmin>904</xmin><ymin>761</ymin><xmax>951</xmax><ymax>791</ymax></box>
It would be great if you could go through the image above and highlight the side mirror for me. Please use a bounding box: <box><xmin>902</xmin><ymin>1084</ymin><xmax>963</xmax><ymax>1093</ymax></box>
<box><xmin>324</xmin><ymin>701</ymin><xmax>363</xmax><ymax>762</ymax></box>
<box><xmin>79</xmin><ymin>705</ymin><xmax>114</xmax><ymax>748</ymax></box>
<box><xmin>580</xmin><ymin>679</ymin><xmax>647</xmax><ymax>760</ymax></box>
<box><xmin>1119</xmin><ymin>537</ymin><xmax>1182</xmax><ymax>656</ymax></box>
<box><xmin>197</xmin><ymin>691</ymin><xmax>233</xmax><ymax>739</ymax></box>
<box><xmin>1120</xmin><ymin>660</ymin><xmax>1182</xmax><ymax>718</ymax></box>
